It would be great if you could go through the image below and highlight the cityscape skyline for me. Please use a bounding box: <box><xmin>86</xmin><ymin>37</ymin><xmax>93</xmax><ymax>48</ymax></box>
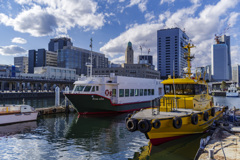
<box><xmin>0</xmin><ymin>0</ymin><xmax>240</xmax><ymax>69</ymax></box>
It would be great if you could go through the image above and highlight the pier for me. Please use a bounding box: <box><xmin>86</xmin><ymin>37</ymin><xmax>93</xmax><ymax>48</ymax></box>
<box><xmin>196</xmin><ymin>110</ymin><xmax>240</xmax><ymax>160</ymax></box>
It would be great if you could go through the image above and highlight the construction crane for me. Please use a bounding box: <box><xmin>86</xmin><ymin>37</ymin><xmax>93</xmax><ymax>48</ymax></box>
<box><xmin>214</xmin><ymin>24</ymin><xmax>231</xmax><ymax>44</ymax></box>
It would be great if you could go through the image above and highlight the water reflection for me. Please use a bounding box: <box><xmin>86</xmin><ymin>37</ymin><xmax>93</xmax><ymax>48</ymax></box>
<box><xmin>0</xmin><ymin>121</ymin><xmax>37</xmax><ymax>137</ymax></box>
<box><xmin>131</xmin><ymin>133</ymin><xmax>209</xmax><ymax>160</ymax></box>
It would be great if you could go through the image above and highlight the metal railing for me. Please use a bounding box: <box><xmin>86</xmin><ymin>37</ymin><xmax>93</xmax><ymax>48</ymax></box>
<box><xmin>151</xmin><ymin>96</ymin><xmax>182</xmax><ymax>115</ymax></box>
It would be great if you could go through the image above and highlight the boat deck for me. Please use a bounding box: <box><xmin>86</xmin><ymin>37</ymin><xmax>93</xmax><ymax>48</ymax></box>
<box><xmin>132</xmin><ymin>108</ymin><xmax>202</xmax><ymax>120</ymax></box>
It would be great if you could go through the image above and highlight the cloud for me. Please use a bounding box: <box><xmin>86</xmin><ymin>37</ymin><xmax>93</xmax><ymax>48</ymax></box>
<box><xmin>101</xmin><ymin>0</ymin><xmax>240</xmax><ymax>67</ymax></box>
<box><xmin>126</xmin><ymin>0</ymin><xmax>148</xmax><ymax>12</ymax></box>
<box><xmin>0</xmin><ymin>45</ymin><xmax>27</xmax><ymax>56</ymax></box>
<box><xmin>100</xmin><ymin>23</ymin><xmax>164</xmax><ymax>61</ymax></box>
<box><xmin>11</xmin><ymin>37</ymin><xmax>27</xmax><ymax>44</ymax></box>
<box><xmin>0</xmin><ymin>0</ymin><xmax>105</xmax><ymax>37</ymax></box>
<box><xmin>145</xmin><ymin>11</ymin><xmax>155</xmax><ymax>22</ymax></box>
<box><xmin>160</xmin><ymin>0</ymin><xmax>175</xmax><ymax>5</ymax></box>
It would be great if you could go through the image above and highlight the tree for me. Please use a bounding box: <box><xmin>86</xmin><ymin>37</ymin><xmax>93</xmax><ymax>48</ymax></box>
<box><xmin>220</xmin><ymin>81</ymin><xmax>226</xmax><ymax>91</ymax></box>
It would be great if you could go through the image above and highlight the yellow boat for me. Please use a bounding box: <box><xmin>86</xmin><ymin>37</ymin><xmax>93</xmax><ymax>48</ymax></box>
<box><xmin>126</xmin><ymin>43</ymin><xmax>227</xmax><ymax>146</ymax></box>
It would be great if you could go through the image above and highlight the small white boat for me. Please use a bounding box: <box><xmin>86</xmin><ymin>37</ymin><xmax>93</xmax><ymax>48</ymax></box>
<box><xmin>0</xmin><ymin>105</ymin><xmax>38</xmax><ymax>125</ymax></box>
<box><xmin>226</xmin><ymin>84</ymin><xmax>239</xmax><ymax>97</ymax></box>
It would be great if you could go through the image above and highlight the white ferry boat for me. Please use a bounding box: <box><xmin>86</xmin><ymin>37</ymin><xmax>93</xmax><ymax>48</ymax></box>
<box><xmin>226</xmin><ymin>83</ymin><xmax>239</xmax><ymax>97</ymax></box>
<box><xmin>64</xmin><ymin>73</ymin><xmax>164</xmax><ymax>114</ymax></box>
<box><xmin>0</xmin><ymin>105</ymin><xmax>38</xmax><ymax>125</ymax></box>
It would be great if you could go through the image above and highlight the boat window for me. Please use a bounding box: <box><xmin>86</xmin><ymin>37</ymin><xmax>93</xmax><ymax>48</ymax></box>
<box><xmin>164</xmin><ymin>85</ymin><xmax>174</xmax><ymax>95</ymax></box>
<box><xmin>112</xmin><ymin>89</ymin><xmax>116</xmax><ymax>97</ymax></box>
<box><xmin>151</xmin><ymin>89</ymin><xmax>154</xmax><ymax>95</ymax></box>
<box><xmin>144</xmin><ymin>89</ymin><xmax>148</xmax><ymax>96</ymax></box>
<box><xmin>91</xmin><ymin>86</ymin><xmax>95</xmax><ymax>92</ymax></box>
<box><xmin>96</xmin><ymin>86</ymin><xmax>99</xmax><ymax>91</ymax></box>
<box><xmin>119</xmin><ymin>89</ymin><xmax>124</xmax><ymax>97</ymax></box>
<box><xmin>135</xmin><ymin>89</ymin><xmax>139</xmax><ymax>96</ymax></box>
<box><xmin>164</xmin><ymin>84</ymin><xmax>195</xmax><ymax>95</ymax></box>
<box><xmin>183</xmin><ymin>84</ymin><xmax>194</xmax><ymax>95</ymax></box>
<box><xmin>130</xmin><ymin>89</ymin><xmax>134</xmax><ymax>96</ymax></box>
<box><xmin>148</xmin><ymin>89</ymin><xmax>151</xmax><ymax>95</ymax></box>
<box><xmin>125</xmin><ymin>89</ymin><xmax>129</xmax><ymax>97</ymax></box>
<box><xmin>158</xmin><ymin>88</ymin><xmax>162</xmax><ymax>95</ymax></box>
<box><xmin>74</xmin><ymin>85</ymin><xmax>85</xmax><ymax>92</ymax></box>
<box><xmin>140</xmin><ymin>89</ymin><xmax>143</xmax><ymax>96</ymax></box>
<box><xmin>84</xmin><ymin>86</ymin><xmax>92</xmax><ymax>92</ymax></box>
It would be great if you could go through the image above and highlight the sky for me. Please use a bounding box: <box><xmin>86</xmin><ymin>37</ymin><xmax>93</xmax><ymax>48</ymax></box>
<box><xmin>0</xmin><ymin>0</ymin><xmax>240</xmax><ymax>69</ymax></box>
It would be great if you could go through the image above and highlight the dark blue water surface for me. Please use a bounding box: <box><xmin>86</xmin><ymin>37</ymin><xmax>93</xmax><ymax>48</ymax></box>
<box><xmin>0</xmin><ymin>96</ymin><xmax>239</xmax><ymax>160</ymax></box>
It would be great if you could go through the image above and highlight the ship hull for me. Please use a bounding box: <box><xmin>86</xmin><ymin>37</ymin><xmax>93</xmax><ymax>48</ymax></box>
<box><xmin>64</xmin><ymin>93</ymin><xmax>151</xmax><ymax>114</ymax></box>
<box><xmin>147</xmin><ymin>109</ymin><xmax>223</xmax><ymax>146</ymax></box>
<box><xmin>0</xmin><ymin>112</ymin><xmax>38</xmax><ymax>125</ymax></box>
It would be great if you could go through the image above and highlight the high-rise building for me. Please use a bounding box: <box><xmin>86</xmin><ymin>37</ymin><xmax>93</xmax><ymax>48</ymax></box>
<box><xmin>28</xmin><ymin>49</ymin><xmax>57</xmax><ymax>73</ymax></box>
<box><xmin>157</xmin><ymin>28</ymin><xmax>189</xmax><ymax>79</ymax></box>
<box><xmin>58</xmin><ymin>46</ymin><xmax>108</xmax><ymax>75</ymax></box>
<box><xmin>211</xmin><ymin>35</ymin><xmax>231</xmax><ymax>81</ymax></box>
<box><xmin>125</xmin><ymin>42</ymin><xmax>134</xmax><ymax>64</ymax></box>
<box><xmin>48</xmin><ymin>37</ymin><xmax>73</xmax><ymax>52</ymax></box>
<box><xmin>232</xmin><ymin>64</ymin><xmax>240</xmax><ymax>86</ymax></box>
<box><xmin>14</xmin><ymin>56</ymin><xmax>28</xmax><ymax>73</ymax></box>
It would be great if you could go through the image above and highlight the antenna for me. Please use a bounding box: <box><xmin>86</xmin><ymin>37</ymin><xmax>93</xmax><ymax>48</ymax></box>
<box><xmin>148</xmin><ymin>48</ymin><xmax>150</xmax><ymax>54</ymax></box>
<box><xmin>140</xmin><ymin>46</ymin><xmax>142</xmax><ymax>55</ymax></box>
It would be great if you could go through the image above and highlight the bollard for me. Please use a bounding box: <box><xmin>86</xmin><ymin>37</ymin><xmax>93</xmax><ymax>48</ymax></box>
<box><xmin>209</xmin><ymin>149</ymin><xmax>214</xmax><ymax>159</ymax></box>
<box><xmin>55</xmin><ymin>86</ymin><xmax>60</xmax><ymax>107</ymax></box>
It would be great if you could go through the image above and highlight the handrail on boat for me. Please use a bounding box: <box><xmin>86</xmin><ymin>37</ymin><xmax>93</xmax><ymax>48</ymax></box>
<box><xmin>151</xmin><ymin>96</ymin><xmax>182</xmax><ymax>115</ymax></box>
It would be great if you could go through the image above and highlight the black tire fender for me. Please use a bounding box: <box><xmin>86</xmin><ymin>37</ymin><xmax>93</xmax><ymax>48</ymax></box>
<box><xmin>191</xmin><ymin>114</ymin><xmax>198</xmax><ymax>125</ymax></box>
<box><xmin>173</xmin><ymin>117</ymin><xmax>182</xmax><ymax>129</ymax></box>
<box><xmin>138</xmin><ymin>119</ymin><xmax>152</xmax><ymax>133</ymax></box>
<box><xmin>211</xmin><ymin>107</ymin><xmax>215</xmax><ymax>117</ymax></box>
<box><xmin>152</xmin><ymin>119</ymin><xmax>161</xmax><ymax>129</ymax></box>
<box><xmin>126</xmin><ymin>118</ymin><xmax>138</xmax><ymax>132</ymax></box>
<box><xmin>203</xmin><ymin>111</ymin><xmax>209</xmax><ymax>121</ymax></box>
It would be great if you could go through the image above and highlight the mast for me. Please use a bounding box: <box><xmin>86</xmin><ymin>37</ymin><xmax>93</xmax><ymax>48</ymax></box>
<box><xmin>89</xmin><ymin>38</ymin><xmax>93</xmax><ymax>78</ymax></box>
<box><xmin>183</xmin><ymin>43</ymin><xmax>195</xmax><ymax>78</ymax></box>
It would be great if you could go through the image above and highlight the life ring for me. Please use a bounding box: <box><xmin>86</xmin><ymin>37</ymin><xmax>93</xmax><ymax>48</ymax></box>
<box><xmin>173</xmin><ymin>117</ymin><xmax>182</xmax><ymax>129</ymax></box>
<box><xmin>109</xmin><ymin>91</ymin><xmax>112</xmax><ymax>96</ymax></box>
<box><xmin>211</xmin><ymin>107</ymin><xmax>215</xmax><ymax>117</ymax></box>
<box><xmin>203</xmin><ymin>111</ymin><xmax>209</xmax><ymax>121</ymax></box>
<box><xmin>126</xmin><ymin>118</ymin><xmax>138</xmax><ymax>132</ymax></box>
<box><xmin>152</xmin><ymin>119</ymin><xmax>161</xmax><ymax>129</ymax></box>
<box><xmin>138</xmin><ymin>119</ymin><xmax>152</xmax><ymax>133</ymax></box>
<box><xmin>105</xmin><ymin>89</ymin><xmax>109</xmax><ymax>96</ymax></box>
<box><xmin>191</xmin><ymin>114</ymin><xmax>198</xmax><ymax>125</ymax></box>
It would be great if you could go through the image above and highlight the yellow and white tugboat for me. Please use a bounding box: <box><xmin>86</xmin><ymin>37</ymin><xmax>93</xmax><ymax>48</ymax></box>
<box><xmin>125</xmin><ymin>43</ymin><xmax>227</xmax><ymax>146</ymax></box>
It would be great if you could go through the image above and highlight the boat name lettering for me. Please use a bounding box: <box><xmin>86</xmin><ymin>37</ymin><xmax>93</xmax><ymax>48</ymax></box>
<box><xmin>92</xmin><ymin>97</ymin><xmax>104</xmax><ymax>101</ymax></box>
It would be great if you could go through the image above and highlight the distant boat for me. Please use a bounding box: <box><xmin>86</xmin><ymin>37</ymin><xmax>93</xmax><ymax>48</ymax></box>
<box><xmin>64</xmin><ymin>74</ymin><xmax>164</xmax><ymax>115</ymax></box>
<box><xmin>226</xmin><ymin>83</ymin><xmax>239</xmax><ymax>97</ymax></box>
<box><xmin>0</xmin><ymin>105</ymin><xmax>38</xmax><ymax>125</ymax></box>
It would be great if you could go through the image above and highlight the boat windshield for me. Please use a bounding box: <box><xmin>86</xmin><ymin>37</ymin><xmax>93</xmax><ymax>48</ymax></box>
<box><xmin>84</xmin><ymin>86</ymin><xmax>92</xmax><ymax>92</ymax></box>
<box><xmin>74</xmin><ymin>85</ymin><xmax>85</xmax><ymax>92</ymax></box>
<box><xmin>164</xmin><ymin>84</ymin><xmax>207</xmax><ymax>95</ymax></box>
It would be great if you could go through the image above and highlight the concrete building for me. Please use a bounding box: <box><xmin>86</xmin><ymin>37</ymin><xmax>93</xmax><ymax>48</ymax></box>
<box><xmin>48</xmin><ymin>37</ymin><xmax>73</xmax><ymax>52</ymax></box>
<box><xmin>125</xmin><ymin>42</ymin><xmax>134</xmax><ymax>64</ymax></box>
<box><xmin>211</xmin><ymin>35</ymin><xmax>231</xmax><ymax>81</ymax></box>
<box><xmin>14</xmin><ymin>56</ymin><xmax>28</xmax><ymax>73</ymax></box>
<box><xmin>93</xmin><ymin>42</ymin><xmax>160</xmax><ymax>79</ymax></box>
<box><xmin>157</xmin><ymin>28</ymin><xmax>189</xmax><ymax>79</ymax></box>
<box><xmin>138</xmin><ymin>55</ymin><xmax>154</xmax><ymax>70</ymax></box>
<box><xmin>205</xmin><ymin>65</ymin><xmax>212</xmax><ymax>81</ymax></box>
<box><xmin>0</xmin><ymin>65</ymin><xmax>20</xmax><ymax>77</ymax></box>
<box><xmin>232</xmin><ymin>64</ymin><xmax>240</xmax><ymax>86</ymax></box>
<box><xmin>58</xmin><ymin>46</ymin><xmax>108</xmax><ymax>75</ymax></box>
<box><xmin>28</xmin><ymin>49</ymin><xmax>57</xmax><ymax>73</ymax></box>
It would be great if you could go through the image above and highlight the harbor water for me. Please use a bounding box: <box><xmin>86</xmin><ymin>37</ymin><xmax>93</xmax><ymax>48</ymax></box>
<box><xmin>0</xmin><ymin>96</ymin><xmax>239</xmax><ymax>160</ymax></box>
